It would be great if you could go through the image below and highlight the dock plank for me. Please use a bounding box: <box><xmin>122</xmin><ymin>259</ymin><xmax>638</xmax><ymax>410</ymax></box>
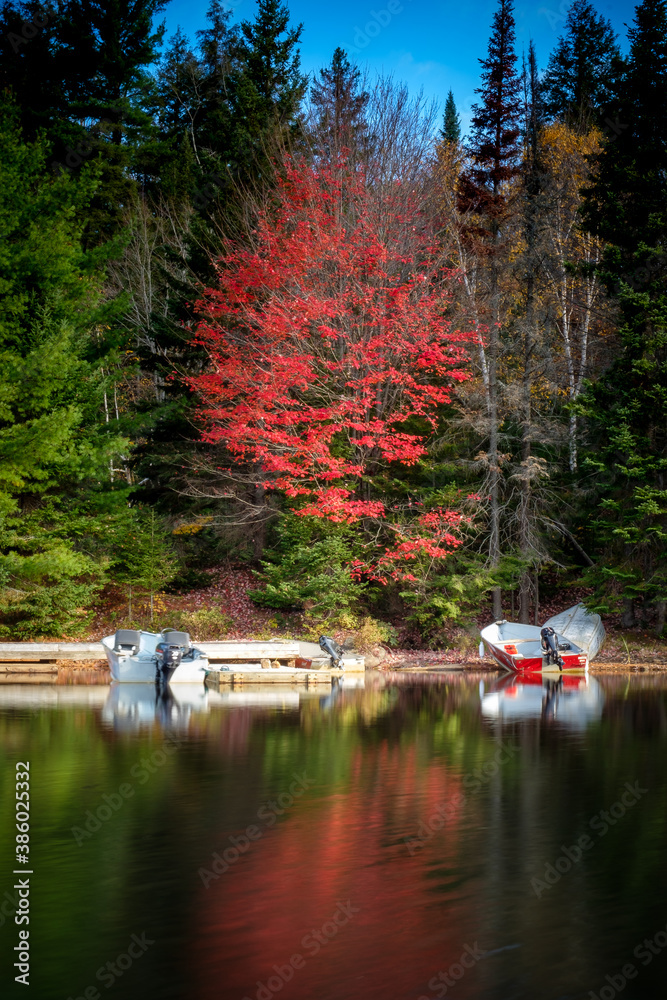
<box><xmin>206</xmin><ymin>669</ymin><xmax>341</xmax><ymax>686</ymax></box>
<box><xmin>0</xmin><ymin>663</ymin><xmax>58</xmax><ymax>673</ymax></box>
<box><xmin>0</xmin><ymin>640</ymin><xmax>364</xmax><ymax>670</ymax></box>
<box><xmin>0</xmin><ymin>642</ymin><xmax>104</xmax><ymax>661</ymax></box>
<box><xmin>199</xmin><ymin>641</ymin><xmax>300</xmax><ymax>659</ymax></box>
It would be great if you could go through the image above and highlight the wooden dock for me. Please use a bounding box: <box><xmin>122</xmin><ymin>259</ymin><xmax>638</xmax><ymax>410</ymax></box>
<box><xmin>205</xmin><ymin>667</ymin><xmax>344</xmax><ymax>688</ymax></box>
<box><xmin>0</xmin><ymin>662</ymin><xmax>59</xmax><ymax>674</ymax></box>
<box><xmin>0</xmin><ymin>640</ymin><xmax>364</xmax><ymax>677</ymax></box>
<box><xmin>0</xmin><ymin>643</ymin><xmax>103</xmax><ymax>669</ymax></box>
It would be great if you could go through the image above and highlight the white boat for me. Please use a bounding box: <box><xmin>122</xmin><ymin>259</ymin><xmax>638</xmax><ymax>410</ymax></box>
<box><xmin>479</xmin><ymin>602</ymin><xmax>605</xmax><ymax>673</ymax></box>
<box><xmin>101</xmin><ymin>629</ymin><xmax>208</xmax><ymax>684</ymax></box>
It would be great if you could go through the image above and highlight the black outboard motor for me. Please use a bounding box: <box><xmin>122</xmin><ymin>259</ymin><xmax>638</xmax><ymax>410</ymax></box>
<box><xmin>155</xmin><ymin>642</ymin><xmax>183</xmax><ymax>686</ymax></box>
<box><xmin>319</xmin><ymin>635</ymin><xmax>344</xmax><ymax>669</ymax></box>
<box><xmin>540</xmin><ymin>626</ymin><xmax>564</xmax><ymax>670</ymax></box>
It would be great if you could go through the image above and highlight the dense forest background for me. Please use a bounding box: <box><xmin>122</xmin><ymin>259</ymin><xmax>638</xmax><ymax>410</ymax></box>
<box><xmin>0</xmin><ymin>0</ymin><xmax>665</xmax><ymax>644</ymax></box>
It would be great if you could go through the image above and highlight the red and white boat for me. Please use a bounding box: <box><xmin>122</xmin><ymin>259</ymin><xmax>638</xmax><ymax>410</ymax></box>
<box><xmin>479</xmin><ymin>603</ymin><xmax>605</xmax><ymax>673</ymax></box>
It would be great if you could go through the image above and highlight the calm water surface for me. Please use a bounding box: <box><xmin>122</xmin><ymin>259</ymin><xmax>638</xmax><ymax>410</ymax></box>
<box><xmin>1</xmin><ymin>672</ymin><xmax>667</xmax><ymax>1000</ymax></box>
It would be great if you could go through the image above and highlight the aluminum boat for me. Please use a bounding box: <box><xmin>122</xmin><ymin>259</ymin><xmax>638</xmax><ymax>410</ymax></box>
<box><xmin>101</xmin><ymin>628</ymin><xmax>208</xmax><ymax>684</ymax></box>
<box><xmin>479</xmin><ymin>603</ymin><xmax>605</xmax><ymax>673</ymax></box>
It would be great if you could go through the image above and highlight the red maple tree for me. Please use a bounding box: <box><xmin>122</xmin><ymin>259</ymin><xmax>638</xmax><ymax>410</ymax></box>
<box><xmin>189</xmin><ymin>156</ymin><xmax>472</xmax><ymax>580</ymax></box>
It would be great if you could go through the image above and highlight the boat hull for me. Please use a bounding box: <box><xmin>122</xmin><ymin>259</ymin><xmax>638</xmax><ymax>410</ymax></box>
<box><xmin>479</xmin><ymin>604</ymin><xmax>604</xmax><ymax>674</ymax></box>
<box><xmin>480</xmin><ymin>637</ymin><xmax>587</xmax><ymax>673</ymax></box>
<box><xmin>102</xmin><ymin>632</ymin><xmax>208</xmax><ymax>683</ymax></box>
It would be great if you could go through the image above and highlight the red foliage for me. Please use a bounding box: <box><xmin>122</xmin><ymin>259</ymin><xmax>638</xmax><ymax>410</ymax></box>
<box><xmin>189</xmin><ymin>156</ymin><xmax>472</xmax><ymax>575</ymax></box>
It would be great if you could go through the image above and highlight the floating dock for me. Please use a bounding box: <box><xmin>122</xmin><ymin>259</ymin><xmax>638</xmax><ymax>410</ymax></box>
<box><xmin>0</xmin><ymin>643</ymin><xmax>101</xmax><ymax>672</ymax></box>
<box><xmin>204</xmin><ymin>667</ymin><xmax>344</xmax><ymax>687</ymax></box>
<box><xmin>0</xmin><ymin>640</ymin><xmax>365</xmax><ymax>682</ymax></box>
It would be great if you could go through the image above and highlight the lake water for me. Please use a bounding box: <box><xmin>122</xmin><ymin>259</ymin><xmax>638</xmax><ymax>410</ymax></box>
<box><xmin>1</xmin><ymin>672</ymin><xmax>667</xmax><ymax>1000</ymax></box>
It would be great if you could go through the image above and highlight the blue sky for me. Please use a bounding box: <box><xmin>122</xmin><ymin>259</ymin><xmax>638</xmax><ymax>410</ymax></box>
<box><xmin>162</xmin><ymin>0</ymin><xmax>636</xmax><ymax>133</ymax></box>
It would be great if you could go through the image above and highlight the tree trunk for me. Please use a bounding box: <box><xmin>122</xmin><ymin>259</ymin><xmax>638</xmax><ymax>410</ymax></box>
<box><xmin>621</xmin><ymin>598</ymin><xmax>636</xmax><ymax>628</ymax></box>
<box><xmin>655</xmin><ymin>601</ymin><xmax>665</xmax><ymax>637</ymax></box>
<box><xmin>518</xmin><ymin>285</ymin><xmax>534</xmax><ymax>624</ymax></box>
<box><xmin>488</xmin><ymin>314</ymin><xmax>502</xmax><ymax>619</ymax></box>
<box><xmin>252</xmin><ymin>483</ymin><xmax>267</xmax><ymax>562</ymax></box>
<box><xmin>519</xmin><ymin>58</ymin><xmax>540</xmax><ymax>624</ymax></box>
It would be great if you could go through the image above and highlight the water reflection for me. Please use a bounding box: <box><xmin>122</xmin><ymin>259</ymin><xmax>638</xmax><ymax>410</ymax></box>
<box><xmin>480</xmin><ymin>672</ymin><xmax>604</xmax><ymax>728</ymax></box>
<box><xmin>101</xmin><ymin>683</ymin><xmax>211</xmax><ymax>732</ymax></box>
<box><xmin>1</xmin><ymin>672</ymin><xmax>667</xmax><ymax>1000</ymax></box>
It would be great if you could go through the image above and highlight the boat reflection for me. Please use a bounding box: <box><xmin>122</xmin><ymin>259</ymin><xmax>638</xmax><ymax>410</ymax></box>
<box><xmin>101</xmin><ymin>682</ymin><xmax>210</xmax><ymax>732</ymax></box>
<box><xmin>100</xmin><ymin>675</ymin><xmax>368</xmax><ymax>731</ymax></box>
<box><xmin>480</xmin><ymin>672</ymin><xmax>604</xmax><ymax>727</ymax></box>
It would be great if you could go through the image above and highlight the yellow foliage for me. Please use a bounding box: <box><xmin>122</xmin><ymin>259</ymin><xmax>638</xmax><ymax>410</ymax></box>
<box><xmin>172</xmin><ymin>516</ymin><xmax>214</xmax><ymax>536</ymax></box>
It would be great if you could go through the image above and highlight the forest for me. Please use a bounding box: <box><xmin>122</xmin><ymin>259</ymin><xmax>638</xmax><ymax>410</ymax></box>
<box><xmin>0</xmin><ymin>0</ymin><xmax>665</xmax><ymax>645</ymax></box>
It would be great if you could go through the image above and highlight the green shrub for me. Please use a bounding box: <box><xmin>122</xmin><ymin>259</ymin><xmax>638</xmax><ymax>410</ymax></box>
<box><xmin>351</xmin><ymin>616</ymin><xmax>399</xmax><ymax>651</ymax></box>
<box><xmin>171</xmin><ymin>607</ymin><xmax>234</xmax><ymax>640</ymax></box>
<box><xmin>249</xmin><ymin>514</ymin><xmax>366</xmax><ymax>618</ymax></box>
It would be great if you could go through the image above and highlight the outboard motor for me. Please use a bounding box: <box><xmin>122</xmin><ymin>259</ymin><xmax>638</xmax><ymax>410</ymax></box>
<box><xmin>155</xmin><ymin>642</ymin><xmax>183</xmax><ymax>686</ymax></box>
<box><xmin>319</xmin><ymin>635</ymin><xmax>344</xmax><ymax>669</ymax></box>
<box><xmin>540</xmin><ymin>626</ymin><xmax>564</xmax><ymax>670</ymax></box>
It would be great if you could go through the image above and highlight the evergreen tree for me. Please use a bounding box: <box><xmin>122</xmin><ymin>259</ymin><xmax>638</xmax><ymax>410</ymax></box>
<box><xmin>154</xmin><ymin>28</ymin><xmax>202</xmax><ymax>154</ymax></box>
<box><xmin>460</xmin><ymin>0</ymin><xmax>522</xmax><ymax>217</ymax></box>
<box><xmin>0</xmin><ymin>110</ymin><xmax>131</xmax><ymax>636</ymax></box>
<box><xmin>228</xmin><ymin>0</ymin><xmax>307</xmax><ymax>181</ymax></box>
<box><xmin>118</xmin><ymin>6</ymin><xmax>245</xmax><ymax>568</ymax></box>
<box><xmin>309</xmin><ymin>47</ymin><xmax>369</xmax><ymax>159</ymax></box>
<box><xmin>194</xmin><ymin>0</ymin><xmax>241</xmax><ymax>169</ymax></box>
<box><xmin>0</xmin><ymin>1</ymin><xmax>67</xmax><ymax>142</ymax></box>
<box><xmin>457</xmin><ymin>0</ymin><xmax>523</xmax><ymax>619</ymax></box>
<box><xmin>542</xmin><ymin>0</ymin><xmax>622</xmax><ymax>128</ymax></box>
<box><xmin>440</xmin><ymin>89</ymin><xmax>460</xmax><ymax>143</ymax></box>
<box><xmin>581</xmin><ymin>0</ymin><xmax>667</xmax><ymax>632</ymax></box>
<box><xmin>1</xmin><ymin>0</ymin><xmax>168</xmax><ymax>236</ymax></box>
<box><xmin>513</xmin><ymin>40</ymin><xmax>544</xmax><ymax>623</ymax></box>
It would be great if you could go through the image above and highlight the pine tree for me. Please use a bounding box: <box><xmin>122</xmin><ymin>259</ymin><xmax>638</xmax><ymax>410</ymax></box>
<box><xmin>227</xmin><ymin>0</ymin><xmax>307</xmax><ymax>181</ymax></box>
<box><xmin>155</xmin><ymin>27</ymin><xmax>204</xmax><ymax>160</ymax></box>
<box><xmin>581</xmin><ymin>0</ymin><xmax>667</xmax><ymax>632</ymax></box>
<box><xmin>309</xmin><ymin>47</ymin><xmax>369</xmax><ymax>160</ymax></box>
<box><xmin>514</xmin><ymin>40</ymin><xmax>543</xmax><ymax>623</ymax></box>
<box><xmin>460</xmin><ymin>0</ymin><xmax>522</xmax><ymax>216</ymax></box>
<box><xmin>0</xmin><ymin>1</ymin><xmax>67</xmax><ymax>142</ymax></box>
<box><xmin>1</xmin><ymin>0</ymin><xmax>168</xmax><ymax>236</ymax></box>
<box><xmin>0</xmin><ymin>109</ymin><xmax>131</xmax><ymax>637</ymax></box>
<box><xmin>542</xmin><ymin>0</ymin><xmax>622</xmax><ymax>128</ymax></box>
<box><xmin>194</xmin><ymin>0</ymin><xmax>241</xmax><ymax>170</ymax></box>
<box><xmin>458</xmin><ymin>0</ymin><xmax>523</xmax><ymax>618</ymax></box>
<box><xmin>440</xmin><ymin>89</ymin><xmax>460</xmax><ymax>143</ymax></box>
